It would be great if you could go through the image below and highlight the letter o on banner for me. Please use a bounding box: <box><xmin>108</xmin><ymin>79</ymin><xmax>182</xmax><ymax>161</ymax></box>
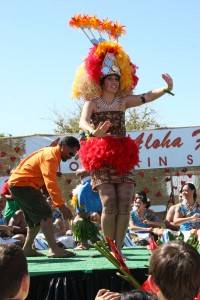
<box><xmin>69</xmin><ymin>162</ymin><xmax>79</xmax><ymax>172</ymax></box>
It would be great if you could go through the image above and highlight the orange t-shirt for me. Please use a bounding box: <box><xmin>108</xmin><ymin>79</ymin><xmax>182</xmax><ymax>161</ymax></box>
<box><xmin>8</xmin><ymin>145</ymin><xmax>64</xmax><ymax>207</ymax></box>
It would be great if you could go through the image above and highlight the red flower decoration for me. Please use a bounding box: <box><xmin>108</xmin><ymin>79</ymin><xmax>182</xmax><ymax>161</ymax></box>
<box><xmin>143</xmin><ymin>187</ymin><xmax>149</xmax><ymax>193</ymax></box>
<box><xmin>194</xmin><ymin>293</ymin><xmax>200</xmax><ymax>300</ymax></box>
<box><xmin>181</xmin><ymin>168</ymin><xmax>187</xmax><ymax>173</ymax></box>
<box><xmin>173</xmin><ymin>186</ymin><xmax>178</xmax><ymax>190</ymax></box>
<box><xmin>165</xmin><ymin>177</ymin><xmax>171</xmax><ymax>182</ymax></box>
<box><xmin>141</xmin><ymin>279</ymin><xmax>151</xmax><ymax>291</ymax></box>
<box><xmin>187</xmin><ymin>173</ymin><xmax>193</xmax><ymax>178</ymax></box>
<box><xmin>181</xmin><ymin>180</ymin><xmax>186</xmax><ymax>186</ymax></box>
<box><xmin>1</xmin><ymin>151</ymin><xmax>6</xmax><ymax>157</ymax></box>
<box><xmin>14</xmin><ymin>147</ymin><xmax>20</xmax><ymax>153</ymax></box>
<box><xmin>152</xmin><ymin>177</ymin><xmax>157</xmax><ymax>182</ymax></box>
<box><xmin>106</xmin><ymin>236</ymin><xmax>130</xmax><ymax>274</ymax></box>
<box><xmin>147</xmin><ymin>235</ymin><xmax>158</xmax><ymax>252</ymax></box>
<box><xmin>165</xmin><ymin>168</ymin><xmax>170</xmax><ymax>173</ymax></box>
<box><xmin>10</xmin><ymin>156</ymin><xmax>16</xmax><ymax>162</ymax></box>
<box><xmin>139</xmin><ymin>171</ymin><xmax>144</xmax><ymax>177</ymax></box>
<box><xmin>156</xmin><ymin>191</ymin><xmax>162</xmax><ymax>197</ymax></box>
<box><xmin>175</xmin><ymin>172</ymin><xmax>180</xmax><ymax>177</ymax></box>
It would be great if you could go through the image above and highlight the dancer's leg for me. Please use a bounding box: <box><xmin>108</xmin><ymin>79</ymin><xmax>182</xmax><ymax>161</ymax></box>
<box><xmin>97</xmin><ymin>184</ymin><xmax>117</xmax><ymax>240</ymax></box>
<box><xmin>115</xmin><ymin>183</ymin><xmax>134</xmax><ymax>251</ymax></box>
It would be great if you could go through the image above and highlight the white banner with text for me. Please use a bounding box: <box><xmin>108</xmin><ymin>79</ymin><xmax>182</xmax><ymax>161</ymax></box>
<box><xmin>25</xmin><ymin>126</ymin><xmax>200</xmax><ymax>173</ymax></box>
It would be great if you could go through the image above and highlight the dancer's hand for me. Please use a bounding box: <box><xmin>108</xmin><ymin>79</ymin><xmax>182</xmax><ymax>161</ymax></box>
<box><xmin>162</xmin><ymin>73</ymin><xmax>173</xmax><ymax>91</ymax></box>
<box><xmin>93</xmin><ymin>121</ymin><xmax>111</xmax><ymax>138</ymax></box>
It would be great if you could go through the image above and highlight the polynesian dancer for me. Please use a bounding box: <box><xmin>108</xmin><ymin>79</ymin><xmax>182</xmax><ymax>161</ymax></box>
<box><xmin>69</xmin><ymin>14</ymin><xmax>174</xmax><ymax>256</ymax></box>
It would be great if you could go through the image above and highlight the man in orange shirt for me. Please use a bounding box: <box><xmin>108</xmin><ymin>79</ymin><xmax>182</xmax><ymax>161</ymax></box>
<box><xmin>8</xmin><ymin>136</ymin><xmax>80</xmax><ymax>258</ymax></box>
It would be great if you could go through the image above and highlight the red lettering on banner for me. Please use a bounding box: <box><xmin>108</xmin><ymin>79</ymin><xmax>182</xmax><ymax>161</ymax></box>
<box><xmin>135</xmin><ymin>131</ymin><xmax>183</xmax><ymax>150</ymax></box>
<box><xmin>148</xmin><ymin>157</ymin><xmax>151</xmax><ymax>167</ymax></box>
<box><xmin>192</xmin><ymin>129</ymin><xmax>200</xmax><ymax>150</ymax></box>
<box><xmin>159</xmin><ymin>156</ymin><xmax>167</xmax><ymax>166</ymax></box>
<box><xmin>145</xmin><ymin>156</ymin><xmax>167</xmax><ymax>167</ymax></box>
<box><xmin>187</xmin><ymin>155</ymin><xmax>193</xmax><ymax>165</ymax></box>
<box><xmin>135</xmin><ymin>133</ymin><xmax>144</xmax><ymax>150</ymax></box>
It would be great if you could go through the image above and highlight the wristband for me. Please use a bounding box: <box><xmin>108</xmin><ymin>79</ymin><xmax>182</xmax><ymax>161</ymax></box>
<box><xmin>164</xmin><ymin>87</ymin><xmax>175</xmax><ymax>96</ymax></box>
<box><xmin>86</xmin><ymin>130</ymin><xmax>95</xmax><ymax>137</ymax></box>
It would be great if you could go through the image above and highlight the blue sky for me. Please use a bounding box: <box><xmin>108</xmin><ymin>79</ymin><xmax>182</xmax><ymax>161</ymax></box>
<box><xmin>0</xmin><ymin>0</ymin><xmax>199</xmax><ymax>136</ymax></box>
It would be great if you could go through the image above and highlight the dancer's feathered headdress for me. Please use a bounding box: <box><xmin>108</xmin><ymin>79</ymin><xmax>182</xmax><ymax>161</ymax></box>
<box><xmin>69</xmin><ymin>14</ymin><xmax>139</xmax><ymax>101</ymax></box>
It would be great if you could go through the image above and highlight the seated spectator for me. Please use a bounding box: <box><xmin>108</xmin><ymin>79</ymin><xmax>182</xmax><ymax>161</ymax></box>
<box><xmin>0</xmin><ymin>195</ymin><xmax>26</xmax><ymax>245</ymax></box>
<box><xmin>95</xmin><ymin>289</ymin><xmax>120</xmax><ymax>300</ymax></box>
<box><xmin>95</xmin><ymin>241</ymin><xmax>200</xmax><ymax>300</ymax></box>
<box><xmin>1</xmin><ymin>169</ymin><xmax>19</xmax><ymax>224</ymax></box>
<box><xmin>163</xmin><ymin>188</ymin><xmax>182</xmax><ymax>231</ymax></box>
<box><xmin>129</xmin><ymin>192</ymin><xmax>163</xmax><ymax>234</ymax></box>
<box><xmin>8</xmin><ymin>209</ymin><xmax>27</xmax><ymax>246</ymax></box>
<box><xmin>0</xmin><ymin>243</ymin><xmax>30</xmax><ymax>300</ymax></box>
<box><xmin>0</xmin><ymin>194</ymin><xmax>14</xmax><ymax>238</ymax></box>
<box><xmin>173</xmin><ymin>183</ymin><xmax>200</xmax><ymax>236</ymax></box>
<box><xmin>71</xmin><ymin>169</ymin><xmax>102</xmax><ymax>250</ymax></box>
<box><xmin>148</xmin><ymin>240</ymin><xmax>200</xmax><ymax>300</ymax></box>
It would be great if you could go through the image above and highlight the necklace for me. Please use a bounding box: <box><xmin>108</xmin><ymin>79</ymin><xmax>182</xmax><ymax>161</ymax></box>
<box><xmin>135</xmin><ymin>210</ymin><xmax>147</xmax><ymax>222</ymax></box>
<box><xmin>185</xmin><ymin>201</ymin><xmax>197</xmax><ymax>212</ymax></box>
<box><xmin>98</xmin><ymin>97</ymin><xmax>121</xmax><ymax>110</ymax></box>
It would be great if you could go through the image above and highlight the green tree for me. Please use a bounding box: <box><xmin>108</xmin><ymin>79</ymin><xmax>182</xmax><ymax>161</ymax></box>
<box><xmin>125</xmin><ymin>106</ymin><xmax>162</xmax><ymax>130</ymax></box>
<box><xmin>51</xmin><ymin>103</ymin><xmax>163</xmax><ymax>134</ymax></box>
<box><xmin>51</xmin><ymin>102</ymin><xmax>83</xmax><ymax>134</ymax></box>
